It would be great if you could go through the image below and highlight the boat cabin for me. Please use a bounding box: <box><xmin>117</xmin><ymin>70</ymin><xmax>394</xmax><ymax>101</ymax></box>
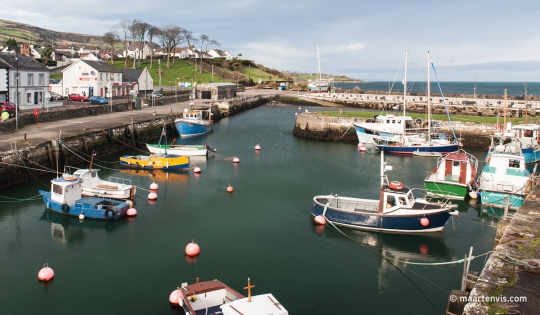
<box><xmin>50</xmin><ymin>177</ymin><xmax>82</xmax><ymax>206</ymax></box>
<box><xmin>433</xmin><ymin>152</ymin><xmax>475</xmax><ymax>185</ymax></box>
<box><xmin>378</xmin><ymin>182</ymin><xmax>414</xmax><ymax>212</ymax></box>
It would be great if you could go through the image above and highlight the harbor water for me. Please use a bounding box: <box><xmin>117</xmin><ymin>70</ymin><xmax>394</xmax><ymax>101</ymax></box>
<box><xmin>1</xmin><ymin>104</ymin><xmax>499</xmax><ymax>314</ymax></box>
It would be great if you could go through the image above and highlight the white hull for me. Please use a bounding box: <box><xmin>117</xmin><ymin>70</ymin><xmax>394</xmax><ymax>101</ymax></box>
<box><xmin>146</xmin><ymin>144</ymin><xmax>208</xmax><ymax>156</ymax></box>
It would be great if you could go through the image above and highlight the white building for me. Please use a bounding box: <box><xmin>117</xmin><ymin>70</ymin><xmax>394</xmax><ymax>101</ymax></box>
<box><xmin>121</xmin><ymin>68</ymin><xmax>153</xmax><ymax>94</ymax></box>
<box><xmin>60</xmin><ymin>59</ymin><xmax>135</xmax><ymax>98</ymax></box>
<box><xmin>208</xmin><ymin>48</ymin><xmax>233</xmax><ymax>60</ymax></box>
<box><xmin>0</xmin><ymin>51</ymin><xmax>51</xmax><ymax>110</ymax></box>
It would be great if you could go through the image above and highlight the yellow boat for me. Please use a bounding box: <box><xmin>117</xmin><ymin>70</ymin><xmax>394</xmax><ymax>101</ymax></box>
<box><xmin>119</xmin><ymin>154</ymin><xmax>190</xmax><ymax>170</ymax></box>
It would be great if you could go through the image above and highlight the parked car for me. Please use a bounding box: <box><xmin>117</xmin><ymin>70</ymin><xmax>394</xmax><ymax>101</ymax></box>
<box><xmin>50</xmin><ymin>92</ymin><xmax>63</xmax><ymax>101</ymax></box>
<box><xmin>68</xmin><ymin>94</ymin><xmax>89</xmax><ymax>102</ymax></box>
<box><xmin>0</xmin><ymin>101</ymin><xmax>19</xmax><ymax>117</ymax></box>
<box><xmin>148</xmin><ymin>91</ymin><xmax>164</xmax><ymax>99</ymax></box>
<box><xmin>88</xmin><ymin>96</ymin><xmax>109</xmax><ymax>105</ymax></box>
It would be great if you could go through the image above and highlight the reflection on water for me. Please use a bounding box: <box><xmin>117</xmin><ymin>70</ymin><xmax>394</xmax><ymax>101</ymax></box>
<box><xmin>118</xmin><ymin>169</ymin><xmax>189</xmax><ymax>182</ymax></box>
<box><xmin>39</xmin><ymin>209</ymin><xmax>127</xmax><ymax>245</ymax></box>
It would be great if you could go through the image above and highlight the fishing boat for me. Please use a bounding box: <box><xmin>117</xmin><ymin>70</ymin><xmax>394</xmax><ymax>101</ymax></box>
<box><xmin>310</xmin><ymin>151</ymin><xmax>458</xmax><ymax>233</ymax></box>
<box><xmin>307</xmin><ymin>45</ymin><xmax>329</xmax><ymax>92</ymax></box>
<box><xmin>39</xmin><ymin>176</ymin><xmax>129</xmax><ymax>220</ymax></box>
<box><xmin>174</xmin><ymin>103</ymin><xmax>213</xmax><ymax>137</ymax></box>
<box><xmin>119</xmin><ymin>154</ymin><xmax>190</xmax><ymax>170</ymax></box>
<box><xmin>63</xmin><ymin>153</ymin><xmax>135</xmax><ymax>199</ymax></box>
<box><xmin>424</xmin><ymin>149</ymin><xmax>478</xmax><ymax>200</ymax></box>
<box><xmin>146</xmin><ymin>143</ymin><xmax>215</xmax><ymax>156</ymax></box>
<box><xmin>353</xmin><ymin>114</ymin><xmax>417</xmax><ymax>146</ymax></box>
<box><xmin>172</xmin><ymin>278</ymin><xmax>288</xmax><ymax>315</ymax></box>
<box><xmin>375</xmin><ymin>51</ymin><xmax>459</xmax><ymax>155</ymax></box>
<box><xmin>477</xmin><ymin>140</ymin><xmax>533</xmax><ymax>210</ymax></box>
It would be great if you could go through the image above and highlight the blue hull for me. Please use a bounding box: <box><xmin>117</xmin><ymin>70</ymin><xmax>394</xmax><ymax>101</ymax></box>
<box><xmin>40</xmin><ymin>191</ymin><xmax>128</xmax><ymax>220</ymax></box>
<box><xmin>310</xmin><ymin>203</ymin><xmax>451</xmax><ymax>233</ymax></box>
<box><xmin>377</xmin><ymin>144</ymin><xmax>459</xmax><ymax>155</ymax></box>
<box><xmin>479</xmin><ymin>190</ymin><xmax>524</xmax><ymax>210</ymax></box>
<box><xmin>175</xmin><ymin>120</ymin><xmax>212</xmax><ymax>137</ymax></box>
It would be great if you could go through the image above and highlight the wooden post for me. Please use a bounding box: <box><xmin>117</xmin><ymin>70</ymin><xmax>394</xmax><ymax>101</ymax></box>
<box><xmin>244</xmin><ymin>278</ymin><xmax>255</xmax><ymax>302</ymax></box>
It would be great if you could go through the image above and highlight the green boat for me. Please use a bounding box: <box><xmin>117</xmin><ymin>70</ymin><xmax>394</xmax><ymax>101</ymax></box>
<box><xmin>424</xmin><ymin>149</ymin><xmax>478</xmax><ymax>200</ymax></box>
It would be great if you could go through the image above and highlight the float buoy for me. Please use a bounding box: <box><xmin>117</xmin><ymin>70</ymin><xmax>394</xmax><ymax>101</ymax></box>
<box><xmin>295</xmin><ymin>112</ymin><xmax>298</xmax><ymax>116</ymax></box>
<box><xmin>232</xmin><ymin>157</ymin><xmax>240</xmax><ymax>163</ymax></box>
<box><xmin>78</xmin><ymin>213</ymin><xmax>85</xmax><ymax>220</ymax></box>
<box><xmin>314</xmin><ymin>215</ymin><xmax>326</xmax><ymax>225</ymax></box>
<box><xmin>469</xmin><ymin>191</ymin><xmax>478</xmax><ymax>199</ymax></box>
<box><xmin>420</xmin><ymin>217</ymin><xmax>430</xmax><ymax>227</ymax></box>
<box><xmin>389</xmin><ymin>181</ymin><xmax>403</xmax><ymax>190</ymax></box>
<box><xmin>38</xmin><ymin>263</ymin><xmax>54</xmax><ymax>281</ymax></box>
<box><xmin>305</xmin><ymin>109</ymin><xmax>309</xmax><ymax>113</ymax></box>
<box><xmin>227</xmin><ymin>185</ymin><xmax>234</xmax><ymax>193</ymax></box>
<box><xmin>255</xmin><ymin>144</ymin><xmax>261</xmax><ymax>150</ymax></box>
<box><xmin>359</xmin><ymin>146</ymin><xmax>367</xmax><ymax>152</ymax></box>
<box><xmin>194</xmin><ymin>167</ymin><xmax>202</xmax><ymax>173</ymax></box>
<box><xmin>148</xmin><ymin>192</ymin><xmax>158</xmax><ymax>200</ymax></box>
<box><xmin>169</xmin><ymin>287</ymin><xmax>184</xmax><ymax>306</ymax></box>
<box><xmin>185</xmin><ymin>240</ymin><xmax>200</xmax><ymax>257</ymax></box>
<box><xmin>420</xmin><ymin>244</ymin><xmax>429</xmax><ymax>255</ymax></box>
<box><xmin>33</xmin><ymin>109</ymin><xmax>40</xmax><ymax>117</ymax></box>
<box><xmin>150</xmin><ymin>182</ymin><xmax>159</xmax><ymax>190</ymax></box>
<box><xmin>358</xmin><ymin>143</ymin><xmax>364</xmax><ymax>148</ymax></box>
<box><xmin>298</xmin><ymin>107</ymin><xmax>301</xmax><ymax>110</ymax></box>
<box><xmin>127</xmin><ymin>208</ymin><xmax>137</xmax><ymax>217</ymax></box>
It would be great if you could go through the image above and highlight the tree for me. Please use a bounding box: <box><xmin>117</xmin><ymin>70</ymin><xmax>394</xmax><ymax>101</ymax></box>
<box><xmin>103</xmin><ymin>31</ymin><xmax>119</xmax><ymax>64</ymax></box>
<box><xmin>129</xmin><ymin>19</ymin><xmax>150</xmax><ymax>68</ymax></box>
<box><xmin>40</xmin><ymin>45</ymin><xmax>53</xmax><ymax>65</ymax></box>
<box><xmin>182</xmin><ymin>29</ymin><xmax>198</xmax><ymax>71</ymax></box>
<box><xmin>5</xmin><ymin>38</ymin><xmax>17</xmax><ymax>48</ymax></box>
<box><xmin>198</xmin><ymin>34</ymin><xmax>208</xmax><ymax>73</ymax></box>
<box><xmin>157</xmin><ymin>25</ymin><xmax>184</xmax><ymax>69</ymax></box>
<box><xmin>115</xmin><ymin>20</ymin><xmax>131</xmax><ymax>68</ymax></box>
<box><xmin>147</xmin><ymin>25</ymin><xmax>158</xmax><ymax>68</ymax></box>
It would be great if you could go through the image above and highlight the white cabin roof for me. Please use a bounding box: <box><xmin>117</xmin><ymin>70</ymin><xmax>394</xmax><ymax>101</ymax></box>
<box><xmin>220</xmin><ymin>294</ymin><xmax>288</xmax><ymax>315</ymax></box>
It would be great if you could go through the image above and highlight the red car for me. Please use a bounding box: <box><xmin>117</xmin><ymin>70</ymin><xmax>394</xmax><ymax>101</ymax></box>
<box><xmin>0</xmin><ymin>101</ymin><xmax>19</xmax><ymax>117</ymax></box>
<box><xmin>68</xmin><ymin>94</ymin><xmax>89</xmax><ymax>102</ymax></box>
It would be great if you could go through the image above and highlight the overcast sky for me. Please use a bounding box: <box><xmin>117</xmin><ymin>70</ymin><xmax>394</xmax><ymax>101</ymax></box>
<box><xmin>1</xmin><ymin>0</ymin><xmax>539</xmax><ymax>82</ymax></box>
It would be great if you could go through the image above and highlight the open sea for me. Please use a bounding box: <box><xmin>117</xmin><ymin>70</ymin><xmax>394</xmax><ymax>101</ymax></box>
<box><xmin>0</xmin><ymin>104</ymin><xmax>502</xmax><ymax>314</ymax></box>
<box><xmin>335</xmin><ymin>81</ymin><xmax>540</xmax><ymax>97</ymax></box>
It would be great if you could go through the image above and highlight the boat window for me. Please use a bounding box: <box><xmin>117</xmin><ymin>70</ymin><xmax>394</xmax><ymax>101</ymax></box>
<box><xmin>508</xmin><ymin>159</ymin><xmax>520</xmax><ymax>168</ymax></box>
<box><xmin>407</xmin><ymin>192</ymin><xmax>414</xmax><ymax>204</ymax></box>
<box><xmin>53</xmin><ymin>184</ymin><xmax>63</xmax><ymax>195</ymax></box>
<box><xmin>453</xmin><ymin>161</ymin><xmax>460</xmax><ymax>167</ymax></box>
<box><xmin>91</xmin><ymin>171</ymin><xmax>96</xmax><ymax>178</ymax></box>
<box><xmin>386</xmin><ymin>195</ymin><xmax>396</xmax><ymax>208</ymax></box>
<box><xmin>398</xmin><ymin>197</ymin><xmax>407</xmax><ymax>206</ymax></box>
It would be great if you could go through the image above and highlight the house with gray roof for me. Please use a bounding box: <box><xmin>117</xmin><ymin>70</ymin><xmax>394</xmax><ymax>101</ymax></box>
<box><xmin>0</xmin><ymin>51</ymin><xmax>51</xmax><ymax>110</ymax></box>
<box><xmin>121</xmin><ymin>68</ymin><xmax>153</xmax><ymax>94</ymax></box>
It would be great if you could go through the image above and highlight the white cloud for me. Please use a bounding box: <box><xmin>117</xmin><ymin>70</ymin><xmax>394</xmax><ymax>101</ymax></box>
<box><xmin>338</xmin><ymin>42</ymin><xmax>366</xmax><ymax>51</ymax></box>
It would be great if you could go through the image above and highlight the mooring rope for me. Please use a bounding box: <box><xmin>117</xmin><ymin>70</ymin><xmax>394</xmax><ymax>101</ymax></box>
<box><xmin>11</xmin><ymin>143</ymin><xmax>50</xmax><ymax>186</ymax></box>
<box><xmin>60</xmin><ymin>142</ymin><xmax>120</xmax><ymax>171</ymax></box>
<box><xmin>0</xmin><ymin>194</ymin><xmax>43</xmax><ymax>202</ymax></box>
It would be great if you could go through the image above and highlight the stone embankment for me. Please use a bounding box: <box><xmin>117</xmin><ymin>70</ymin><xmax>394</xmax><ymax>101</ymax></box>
<box><xmin>292</xmin><ymin>113</ymin><xmax>507</xmax><ymax>148</ymax></box>
<box><xmin>0</xmin><ymin>94</ymin><xmax>275</xmax><ymax>190</ymax></box>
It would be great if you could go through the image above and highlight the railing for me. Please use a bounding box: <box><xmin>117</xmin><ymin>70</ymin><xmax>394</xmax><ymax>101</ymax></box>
<box><xmin>106</xmin><ymin>176</ymin><xmax>132</xmax><ymax>185</ymax></box>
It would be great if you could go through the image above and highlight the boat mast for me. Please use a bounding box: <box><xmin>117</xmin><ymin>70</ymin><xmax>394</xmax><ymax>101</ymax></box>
<box><xmin>403</xmin><ymin>50</ymin><xmax>408</xmax><ymax>118</ymax></box>
<box><xmin>380</xmin><ymin>150</ymin><xmax>385</xmax><ymax>187</ymax></box>
<box><xmin>504</xmin><ymin>89</ymin><xmax>507</xmax><ymax>130</ymax></box>
<box><xmin>427</xmin><ymin>51</ymin><xmax>431</xmax><ymax>142</ymax></box>
<box><xmin>317</xmin><ymin>45</ymin><xmax>322</xmax><ymax>82</ymax></box>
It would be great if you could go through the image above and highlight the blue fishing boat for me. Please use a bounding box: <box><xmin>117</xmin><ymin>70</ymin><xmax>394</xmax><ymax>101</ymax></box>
<box><xmin>39</xmin><ymin>176</ymin><xmax>129</xmax><ymax>220</ymax></box>
<box><xmin>310</xmin><ymin>151</ymin><xmax>458</xmax><ymax>233</ymax></box>
<box><xmin>175</xmin><ymin>103</ymin><xmax>213</xmax><ymax>137</ymax></box>
<box><xmin>478</xmin><ymin>139</ymin><xmax>533</xmax><ymax>210</ymax></box>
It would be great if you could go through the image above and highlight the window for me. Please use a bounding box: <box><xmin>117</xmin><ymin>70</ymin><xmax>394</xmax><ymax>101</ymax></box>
<box><xmin>34</xmin><ymin>92</ymin><xmax>39</xmax><ymax>104</ymax></box>
<box><xmin>28</xmin><ymin>74</ymin><xmax>33</xmax><ymax>86</ymax></box>
<box><xmin>39</xmin><ymin>74</ymin><xmax>44</xmax><ymax>86</ymax></box>
<box><xmin>509</xmin><ymin>159</ymin><xmax>520</xmax><ymax>168</ymax></box>
<box><xmin>53</xmin><ymin>184</ymin><xmax>63</xmax><ymax>195</ymax></box>
<box><xmin>27</xmin><ymin>93</ymin><xmax>31</xmax><ymax>103</ymax></box>
<box><xmin>100</xmin><ymin>73</ymin><xmax>103</xmax><ymax>80</ymax></box>
<box><xmin>39</xmin><ymin>92</ymin><xmax>42</xmax><ymax>103</ymax></box>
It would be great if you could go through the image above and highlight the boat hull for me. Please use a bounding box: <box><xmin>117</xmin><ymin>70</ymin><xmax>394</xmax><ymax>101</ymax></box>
<box><xmin>377</xmin><ymin>144</ymin><xmax>459</xmax><ymax>155</ymax></box>
<box><xmin>175</xmin><ymin>120</ymin><xmax>212</xmax><ymax>137</ymax></box>
<box><xmin>479</xmin><ymin>190</ymin><xmax>524</xmax><ymax>210</ymax></box>
<box><xmin>40</xmin><ymin>191</ymin><xmax>128</xmax><ymax>220</ymax></box>
<box><xmin>146</xmin><ymin>144</ymin><xmax>208</xmax><ymax>156</ymax></box>
<box><xmin>424</xmin><ymin>181</ymin><xmax>468</xmax><ymax>200</ymax></box>
<box><xmin>310</xmin><ymin>198</ymin><xmax>452</xmax><ymax>233</ymax></box>
<box><xmin>119</xmin><ymin>155</ymin><xmax>190</xmax><ymax>170</ymax></box>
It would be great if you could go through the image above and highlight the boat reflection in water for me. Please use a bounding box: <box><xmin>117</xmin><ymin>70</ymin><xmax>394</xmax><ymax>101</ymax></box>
<box><xmin>39</xmin><ymin>209</ymin><xmax>127</xmax><ymax>245</ymax></box>
<box><xmin>119</xmin><ymin>169</ymin><xmax>189</xmax><ymax>182</ymax></box>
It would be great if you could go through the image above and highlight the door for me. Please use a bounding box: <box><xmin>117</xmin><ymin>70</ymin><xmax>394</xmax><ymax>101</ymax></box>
<box><xmin>201</xmin><ymin>91</ymin><xmax>211</xmax><ymax>99</ymax></box>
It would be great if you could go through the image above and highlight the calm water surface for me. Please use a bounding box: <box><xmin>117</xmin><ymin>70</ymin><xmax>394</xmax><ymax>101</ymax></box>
<box><xmin>0</xmin><ymin>105</ymin><xmax>499</xmax><ymax>314</ymax></box>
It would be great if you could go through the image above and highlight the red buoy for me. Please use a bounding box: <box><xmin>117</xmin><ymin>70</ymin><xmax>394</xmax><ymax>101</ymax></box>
<box><xmin>169</xmin><ymin>287</ymin><xmax>184</xmax><ymax>305</ymax></box>
<box><xmin>357</xmin><ymin>143</ymin><xmax>364</xmax><ymax>149</ymax></box>
<box><xmin>359</xmin><ymin>146</ymin><xmax>367</xmax><ymax>152</ymax></box>
<box><xmin>227</xmin><ymin>185</ymin><xmax>234</xmax><ymax>193</ymax></box>
<box><xmin>38</xmin><ymin>263</ymin><xmax>54</xmax><ymax>281</ymax></box>
<box><xmin>148</xmin><ymin>192</ymin><xmax>158</xmax><ymax>200</ymax></box>
<box><xmin>126</xmin><ymin>208</ymin><xmax>137</xmax><ymax>217</ymax></box>
<box><xmin>194</xmin><ymin>167</ymin><xmax>202</xmax><ymax>173</ymax></box>
<box><xmin>150</xmin><ymin>182</ymin><xmax>159</xmax><ymax>190</ymax></box>
<box><xmin>389</xmin><ymin>181</ymin><xmax>403</xmax><ymax>190</ymax></box>
<box><xmin>254</xmin><ymin>144</ymin><xmax>261</xmax><ymax>150</ymax></box>
<box><xmin>185</xmin><ymin>240</ymin><xmax>200</xmax><ymax>257</ymax></box>
<box><xmin>314</xmin><ymin>215</ymin><xmax>326</xmax><ymax>225</ymax></box>
<box><xmin>420</xmin><ymin>217</ymin><xmax>430</xmax><ymax>227</ymax></box>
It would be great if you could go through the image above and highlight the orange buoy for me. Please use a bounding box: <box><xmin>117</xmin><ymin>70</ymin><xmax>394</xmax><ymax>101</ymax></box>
<box><xmin>148</xmin><ymin>192</ymin><xmax>158</xmax><ymax>200</ymax></box>
<box><xmin>194</xmin><ymin>167</ymin><xmax>202</xmax><ymax>173</ymax></box>
<box><xmin>126</xmin><ymin>208</ymin><xmax>137</xmax><ymax>217</ymax></box>
<box><xmin>420</xmin><ymin>217</ymin><xmax>430</xmax><ymax>227</ymax></box>
<box><xmin>150</xmin><ymin>182</ymin><xmax>159</xmax><ymax>190</ymax></box>
<box><xmin>254</xmin><ymin>144</ymin><xmax>261</xmax><ymax>150</ymax></box>
<box><xmin>314</xmin><ymin>215</ymin><xmax>326</xmax><ymax>225</ymax></box>
<box><xmin>420</xmin><ymin>244</ymin><xmax>429</xmax><ymax>255</ymax></box>
<box><xmin>38</xmin><ymin>263</ymin><xmax>54</xmax><ymax>281</ymax></box>
<box><xmin>185</xmin><ymin>240</ymin><xmax>200</xmax><ymax>257</ymax></box>
<box><xmin>389</xmin><ymin>181</ymin><xmax>403</xmax><ymax>190</ymax></box>
<box><xmin>227</xmin><ymin>185</ymin><xmax>234</xmax><ymax>193</ymax></box>
<box><xmin>359</xmin><ymin>146</ymin><xmax>367</xmax><ymax>152</ymax></box>
<box><xmin>169</xmin><ymin>287</ymin><xmax>184</xmax><ymax>305</ymax></box>
<box><xmin>232</xmin><ymin>157</ymin><xmax>240</xmax><ymax>163</ymax></box>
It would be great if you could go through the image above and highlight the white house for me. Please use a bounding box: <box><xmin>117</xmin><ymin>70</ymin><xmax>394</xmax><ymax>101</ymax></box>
<box><xmin>120</xmin><ymin>68</ymin><xmax>153</xmax><ymax>94</ymax></box>
<box><xmin>60</xmin><ymin>59</ymin><xmax>134</xmax><ymax>98</ymax></box>
<box><xmin>208</xmin><ymin>48</ymin><xmax>233</xmax><ymax>60</ymax></box>
<box><xmin>0</xmin><ymin>58</ymin><xmax>9</xmax><ymax>102</ymax></box>
<box><xmin>0</xmin><ymin>51</ymin><xmax>51</xmax><ymax>110</ymax></box>
<box><xmin>125</xmin><ymin>42</ymin><xmax>152</xmax><ymax>59</ymax></box>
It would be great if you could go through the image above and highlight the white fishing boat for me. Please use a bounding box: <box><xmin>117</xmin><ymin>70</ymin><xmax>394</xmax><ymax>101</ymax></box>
<box><xmin>170</xmin><ymin>278</ymin><xmax>288</xmax><ymax>315</ymax></box>
<box><xmin>146</xmin><ymin>143</ymin><xmax>216</xmax><ymax>156</ymax></box>
<box><xmin>63</xmin><ymin>153</ymin><xmax>135</xmax><ymax>200</ymax></box>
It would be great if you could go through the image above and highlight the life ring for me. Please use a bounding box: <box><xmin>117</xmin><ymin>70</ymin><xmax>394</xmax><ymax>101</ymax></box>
<box><xmin>416</xmin><ymin>118</ymin><xmax>422</xmax><ymax>125</ymax></box>
<box><xmin>61</xmin><ymin>203</ymin><xmax>69</xmax><ymax>213</ymax></box>
<box><xmin>33</xmin><ymin>109</ymin><xmax>40</xmax><ymax>117</ymax></box>
<box><xmin>124</xmin><ymin>127</ymin><xmax>132</xmax><ymax>138</ymax></box>
<box><xmin>389</xmin><ymin>181</ymin><xmax>403</xmax><ymax>190</ymax></box>
<box><xmin>105</xmin><ymin>209</ymin><xmax>115</xmax><ymax>220</ymax></box>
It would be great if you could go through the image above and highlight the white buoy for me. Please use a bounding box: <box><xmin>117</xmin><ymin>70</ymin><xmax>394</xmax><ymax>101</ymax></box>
<box><xmin>194</xmin><ymin>167</ymin><xmax>202</xmax><ymax>173</ymax></box>
<box><xmin>357</xmin><ymin>143</ymin><xmax>364</xmax><ymax>148</ymax></box>
<box><xmin>295</xmin><ymin>112</ymin><xmax>298</xmax><ymax>116</ymax></box>
<box><xmin>127</xmin><ymin>208</ymin><xmax>137</xmax><ymax>216</ymax></box>
<box><xmin>305</xmin><ymin>109</ymin><xmax>309</xmax><ymax>113</ymax></box>
<box><xmin>232</xmin><ymin>157</ymin><xmax>240</xmax><ymax>163</ymax></box>
<box><xmin>148</xmin><ymin>192</ymin><xmax>158</xmax><ymax>200</ymax></box>
<box><xmin>469</xmin><ymin>191</ymin><xmax>478</xmax><ymax>199</ymax></box>
<box><xmin>298</xmin><ymin>107</ymin><xmax>301</xmax><ymax>110</ymax></box>
<box><xmin>150</xmin><ymin>182</ymin><xmax>159</xmax><ymax>190</ymax></box>
<box><xmin>255</xmin><ymin>144</ymin><xmax>261</xmax><ymax>150</ymax></box>
<box><xmin>227</xmin><ymin>185</ymin><xmax>234</xmax><ymax>193</ymax></box>
<box><xmin>79</xmin><ymin>213</ymin><xmax>85</xmax><ymax>220</ymax></box>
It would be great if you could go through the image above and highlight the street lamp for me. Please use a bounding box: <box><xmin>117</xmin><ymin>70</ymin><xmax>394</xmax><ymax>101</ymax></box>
<box><xmin>169</xmin><ymin>80</ymin><xmax>172</xmax><ymax>92</ymax></box>
<box><xmin>176</xmin><ymin>77</ymin><xmax>179</xmax><ymax>102</ymax></box>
